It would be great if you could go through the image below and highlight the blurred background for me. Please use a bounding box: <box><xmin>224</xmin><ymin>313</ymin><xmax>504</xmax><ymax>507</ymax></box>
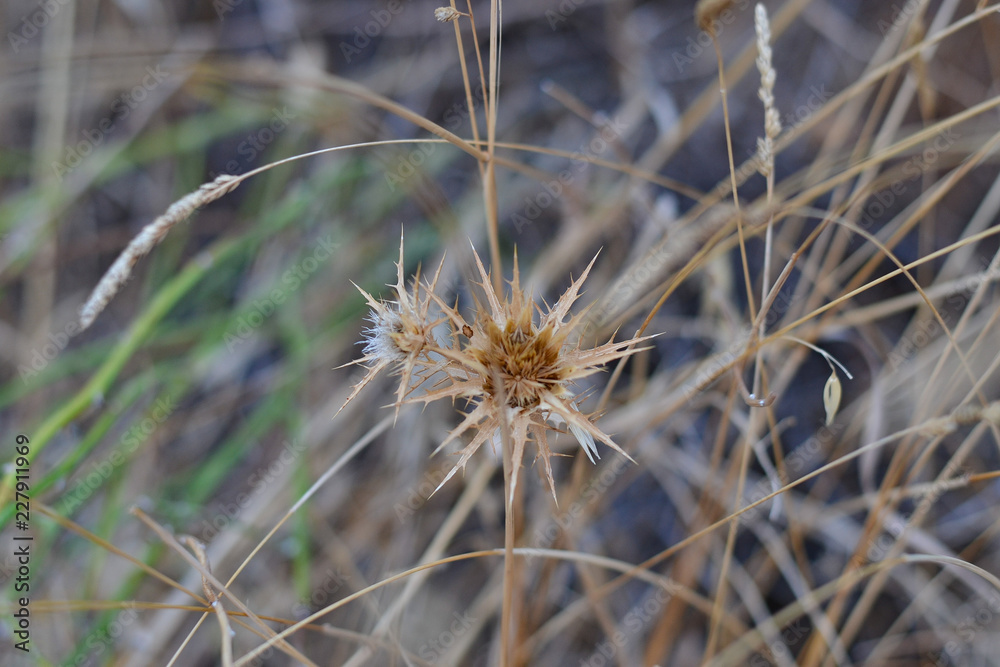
<box><xmin>2</xmin><ymin>0</ymin><xmax>1000</xmax><ymax>665</ymax></box>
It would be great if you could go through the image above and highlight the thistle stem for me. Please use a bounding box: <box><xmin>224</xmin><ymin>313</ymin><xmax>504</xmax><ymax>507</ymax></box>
<box><xmin>500</xmin><ymin>420</ymin><xmax>517</xmax><ymax>666</ymax></box>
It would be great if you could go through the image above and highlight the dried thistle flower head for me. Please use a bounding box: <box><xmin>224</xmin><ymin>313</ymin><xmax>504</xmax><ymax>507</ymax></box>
<box><xmin>336</xmin><ymin>233</ymin><xmax>443</xmax><ymax>419</ymax></box>
<box><xmin>434</xmin><ymin>7</ymin><xmax>462</xmax><ymax>22</ymax></box>
<box><xmin>340</xmin><ymin>238</ymin><xmax>652</xmax><ymax>506</ymax></box>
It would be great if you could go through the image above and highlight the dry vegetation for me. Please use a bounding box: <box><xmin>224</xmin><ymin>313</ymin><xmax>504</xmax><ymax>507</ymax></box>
<box><xmin>3</xmin><ymin>0</ymin><xmax>1000</xmax><ymax>665</ymax></box>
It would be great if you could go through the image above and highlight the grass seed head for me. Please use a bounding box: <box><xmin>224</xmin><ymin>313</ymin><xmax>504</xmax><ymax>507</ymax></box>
<box><xmin>434</xmin><ymin>7</ymin><xmax>462</xmax><ymax>22</ymax></box>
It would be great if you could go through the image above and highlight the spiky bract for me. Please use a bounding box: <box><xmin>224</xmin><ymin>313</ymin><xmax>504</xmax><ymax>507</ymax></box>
<box><xmin>341</xmin><ymin>237</ymin><xmax>651</xmax><ymax>506</ymax></box>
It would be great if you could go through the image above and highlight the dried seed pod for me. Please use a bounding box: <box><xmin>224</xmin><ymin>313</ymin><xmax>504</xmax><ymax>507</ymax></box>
<box><xmin>434</xmin><ymin>7</ymin><xmax>462</xmax><ymax>22</ymax></box>
<box><xmin>782</xmin><ymin>336</ymin><xmax>853</xmax><ymax>425</ymax></box>
<box><xmin>823</xmin><ymin>370</ymin><xmax>842</xmax><ymax>426</ymax></box>
<box><xmin>695</xmin><ymin>0</ymin><xmax>736</xmax><ymax>33</ymax></box>
<box><xmin>341</xmin><ymin>239</ymin><xmax>653</xmax><ymax>507</ymax></box>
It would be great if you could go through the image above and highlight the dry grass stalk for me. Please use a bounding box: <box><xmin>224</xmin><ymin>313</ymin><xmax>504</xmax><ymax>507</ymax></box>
<box><xmin>695</xmin><ymin>0</ymin><xmax>736</xmax><ymax>33</ymax></box>
<box><xmin>751</xmin><ymin>2</ymin><xmax>782</xmax><ymax>407</ymax></box>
